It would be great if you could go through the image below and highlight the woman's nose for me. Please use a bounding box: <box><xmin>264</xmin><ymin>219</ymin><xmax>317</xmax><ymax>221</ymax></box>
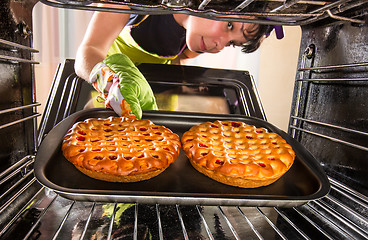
<box><xmin>214</xmin><ymin>33</ymin><xmax>233</xmax><ymax>51</ymax></box>
<box><xmin>214</xmin><ymin>38</ymin><xmax>227</xmax><ymax>51</ymax></box>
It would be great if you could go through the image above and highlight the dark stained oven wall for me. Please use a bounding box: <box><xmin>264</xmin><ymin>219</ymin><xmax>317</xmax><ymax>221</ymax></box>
<box><xmin>0</xmin><ymin>0</ymin><xmax>42</xmax><ymax>229</ymax></box>
<box><xmin>0</xmin><ymin>0</ymin><xmax>38</xmax><ymax>172</ymax></box>
<box><xmin>289</xmin><ymin>21</ymin><xmax>368</xmax><ymax>196</ymax></box>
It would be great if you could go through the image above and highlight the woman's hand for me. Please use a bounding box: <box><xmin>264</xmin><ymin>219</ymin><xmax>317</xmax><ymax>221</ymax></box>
<box><xmin>89</xmin><ymin>53</ymin><xmax>158</xmax><ymax>119</ymax></box>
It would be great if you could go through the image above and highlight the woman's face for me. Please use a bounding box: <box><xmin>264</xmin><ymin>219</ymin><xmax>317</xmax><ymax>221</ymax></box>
<box><xmin>183</xmin><ymin>16</ymin><xmax>259</xmax><ymax>54</ymax></box>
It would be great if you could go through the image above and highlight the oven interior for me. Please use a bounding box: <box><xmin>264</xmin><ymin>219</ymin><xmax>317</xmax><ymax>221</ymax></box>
<box><xmin>1</xmin><ymin>0</ymin><xmax>368</xmax><ymax>239</ymax></box>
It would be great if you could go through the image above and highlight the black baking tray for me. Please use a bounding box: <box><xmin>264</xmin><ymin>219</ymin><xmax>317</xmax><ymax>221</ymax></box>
<box><xmin>34</xmin><ymin>108</ymin><xmax>330</xmax><ymax>207</ymax></box>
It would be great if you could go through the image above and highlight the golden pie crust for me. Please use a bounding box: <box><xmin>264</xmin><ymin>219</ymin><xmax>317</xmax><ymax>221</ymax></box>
<box><xmin>62</xmin><ymin>115</ymin><xmax>181</xmax><ymax>182</ymax></box>
<box><xmin>181</xmin><ymin>120</ymin><xmax>295</xmax><ymax>188</ymax></box>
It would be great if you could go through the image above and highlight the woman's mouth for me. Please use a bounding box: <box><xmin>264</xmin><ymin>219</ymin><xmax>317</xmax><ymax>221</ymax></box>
<box><xmin>200</xmin><ymin>37</ymin><xmax>206</xmax><ymax>52</ymax></box>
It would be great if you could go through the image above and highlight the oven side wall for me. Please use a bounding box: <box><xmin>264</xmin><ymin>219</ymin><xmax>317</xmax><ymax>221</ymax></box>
<box><xmin>0</xmin><ymin>0</ymin><xmax>42</xmax><ymax>230</ymax></box>
<box><xmin>289</xmin><ymin>21</ymin><xmax>368</xmax><ymax>195</ymax></box>
<box><xmin>0</xmin><ymin>0</ymin><xmax>38</xmax><ymax>168</ymax></box>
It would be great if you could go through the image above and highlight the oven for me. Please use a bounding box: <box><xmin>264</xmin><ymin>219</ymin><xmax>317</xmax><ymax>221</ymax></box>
<box><xmin>1</xmin><ymin>0</ymin><xmax>367</xmax><ymax>239</ymax></box>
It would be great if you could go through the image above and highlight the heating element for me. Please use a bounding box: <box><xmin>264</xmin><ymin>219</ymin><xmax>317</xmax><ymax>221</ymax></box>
<box><xmin>39</xmin><ymin>0</ymin><xmax>368</xmax><ymax>26</ymax></box>
<box><xmin>1</xmin><ymin>0</ymin><xmax>368</xmax><ymax>239</ymax></box>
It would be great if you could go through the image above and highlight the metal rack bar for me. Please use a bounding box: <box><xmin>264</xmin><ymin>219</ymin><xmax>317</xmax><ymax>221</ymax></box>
<box><xmin>326</xmin><ymin>6</ymin><xmax>366</xmax><ymax>24</ymax></box>
<box><xmin>80</xmin><ymin>202</ymin><xmax>96</xmax><ymax>240</ymax></box>
<box><xmin>196</xmin><ymin>205</ymin><xmax>214</xmax><ymax>240</ymax></box>
<box><xmin>23</xmin><ymin>193</ymin><xmax>58</xmax><ymax>240</ymax></box>
<box><xmin>54</xmin><ymin>75</ymin><xmax>74</xmax><ymax>126</ymax></box>
<box><xmin>292</xmin><ymin>0</ymin><xmax>367</xmax><ymax>25</ymax></box>
<box><xmin>52</xmin><ymin>200</ymin><xmax>76</xmax><ymax>240</ymax></box>
<box><xmin>0</xmin><ymin>55</ymin><xmax>39</xmax><ymax>64</ymax></box>
<box><xmin>329</xmin><ymin>178</ymin><xmax>368</xmax><ymax>203</ymax></box>
<box><xmin>38</xmin><ymin>0</ymin><xmax>367</xmax><ymax>25</ymax></box>
<box><xmin>290</xmin><ymin>45</ymin><xmax>311</xmax><ymax>138</ymax></box>
<box><xmin>289</xmin><ymin>125</ymin><xmax>368</xmax><ymax>151</ymax></box>
<box><xmin>293</xmin><ymin>205</ymin><xmax>335</xmax><ymax>240</ymax></box>
<box><xmin>0</xmin><ymin>176</ymin><xmax>37</xmax><ymax>216</ymax></box>
<box><xmin>296</xmin><ymin>78</ymin><xmax>368</xmax><ymax>82</ymax></box>
<box><xmin>330</xmin><ymin>179</ymin><xmax>368</xmax><ymax>208</ymax></box>
<box><xmin>234</xmin><ymin>0</ymin><xmax>256</xmax><ymax>12</ymax></box>
<box><xmin>0</xmin><ymin>103</ymin><xmax>40</xmax><ymax>115</ymax></box>
<box><xmin>2</xmin><ymin>181</ymin><xmax>366</xmax><ymax>239</ymax></box>
<box><xmin>37</xmin><ymin>62</ymin><xmax>62</xmax><ymax>143</ymax></box>
<box><xmin>64</xmin><ymin>75</ymin><xmax>82</xmax><ymax>119</ymax></box>
<box><xmin>133</xmin><ymin>203</ymin><xmax>138</xmax><ymax>240</ymax></box>
<box><xmin>257</xmin><ymin>207</ymin><xmax>287</xmax><ymax>240</ymax></box>
<box><xmin>299</xmin><ymin>62</ymin><xmax>368</xmax><ymax>71</ymax></box>
<box><xmin>0</xmin><ymin>186</ymin><xmax>45</xmax><ymax>238</ymax></box>
<box><xmin>0</xmin><ymin>155</ymin><xmax>34</xmax><ymax>180</ymax></box>
<box><xmin>0</xmin><ymin>114</ymin><xmax>41</xmax><ymax>130</ymax></box>
<box><xmin>198</xmin><ymin>0</ymin><xmax>211</xmax><ymax>10</ymax></box>
<box><xmin>236</xmin><ymin>206</ymin><xmax>263</xmax><ymax>239</ymax></box>
<box><xmin>290</xmin><ymin>116</ymin><xmax>368</xmax><ymax>137</ymax></box>
<box><xmin>250</xmin><ymin>75</ymin><xmax>268</xmax><ymax>120</ymax></box>
<box><xmin>330</xmin><ymin>185</ymin><xmax>368</xmax><ymax>211</ymax></box>
<box><xmin>107</xmin><ymin>203</ymin><xmax>118</xmax><ymax>240</ymax></box>
<box><xmin>156</xmin><ymin>204</ymin><xmax>164</xmax><ymax>240</ymax></box>
<box><xmin>0</xmin><ymin>39</ymin><xmax>39</xmax><ymax>52</ymax></box>
<box><xmin>304</xmin><ymin>0</ymin><xmax>357</xmax><ymax>16</ymax></box>
<box><xmin>218</xmin><ymin>206</ymin><xmax>241</xmax><ymax>240</ymax></box>
<box><xmin>270</xmin><ymin>0</ymin><xmax>304</xmax><ymax>13</ymax></box>
<box><xmin>0</xmin><ymin>171</ymin><xmax>34</xmax><ymax>203</ymax></box>
<box><xmin>0</xmin><ymin>159</ymin><xmax>34</xmax><ymax>187</ymax></box>
<box><xmin>308</xmin><ymin>200</ymin><xmax>365</xmax><ymax>239</ymax></box>
<box><xmin>320</xmin><ymin>195</ymin><xmax>368</xmax><ymax>236</ymax></box>
<box><xmin>273</xmin><ymin>207</ymin><xmax>310</xmax><ymax>240</ymax></box>
<box><xmin>176</xmin><ymin>205</ymin><xmax>189</xmax><ymax>240</ymax></box>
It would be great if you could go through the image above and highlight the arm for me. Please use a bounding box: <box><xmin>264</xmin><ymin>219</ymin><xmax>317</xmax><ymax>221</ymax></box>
<box><xmin>75</xmin><ymin>4</ymin><xmax>132</xmax><ymax>80</ymax></box>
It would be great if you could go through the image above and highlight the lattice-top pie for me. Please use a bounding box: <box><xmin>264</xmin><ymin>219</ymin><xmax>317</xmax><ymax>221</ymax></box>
<box><xmin>181</xmin><ymin>120</ymin><xmax>295</xmax><ymax>188</ymax></box>
<box><xmin>62</xmin><ymin>115</ymin><xmax>181</xmax><ymax>182</ymax></box>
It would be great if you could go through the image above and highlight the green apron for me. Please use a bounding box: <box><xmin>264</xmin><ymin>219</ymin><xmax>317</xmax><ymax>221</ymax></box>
<box><xmin>107</xmin><ymin>27</ymin><xmax>179</xmax><ymax>65</ymax></box>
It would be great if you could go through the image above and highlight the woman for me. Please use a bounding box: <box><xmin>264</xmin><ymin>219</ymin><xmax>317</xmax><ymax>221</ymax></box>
<box><xmin>75</xmin><ymin>4</ymin><xmax>270</xmax><ymax>119</ymax></box>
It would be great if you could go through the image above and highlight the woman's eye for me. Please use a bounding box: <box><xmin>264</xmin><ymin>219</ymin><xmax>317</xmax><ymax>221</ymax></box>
<box><xmin>227</xmin><ymin>22</ymin><xmax>233</xmax><ymax>30</ymax></box>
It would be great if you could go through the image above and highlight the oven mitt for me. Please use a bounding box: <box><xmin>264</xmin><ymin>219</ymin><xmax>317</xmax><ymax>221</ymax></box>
<box><xmin>89</xmin><ymin>53</ymin><xmax>158</xmax><ymax>119</ymax></box>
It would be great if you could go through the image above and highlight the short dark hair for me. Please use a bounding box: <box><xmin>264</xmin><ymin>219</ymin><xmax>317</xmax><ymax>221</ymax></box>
<box><xmin>241</xmin><ymin>24</ymin><xmax>272</xmax><ymax>53</ymax></box>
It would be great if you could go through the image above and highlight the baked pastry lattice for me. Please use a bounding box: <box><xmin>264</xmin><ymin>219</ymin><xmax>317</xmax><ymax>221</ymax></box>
<box><xmin>181</xmin><ymin>120</ymin><xmax>295</xmax><ymax>188</ymax></box>
<box><xmin>62</xmin><ymin>115</ymin><xmax>181</xmax><ymax>182</ymax></box>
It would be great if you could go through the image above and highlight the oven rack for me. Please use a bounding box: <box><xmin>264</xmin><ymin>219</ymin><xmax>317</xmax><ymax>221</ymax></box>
<box><xmin>0</xmin><ymin>162</ymin><xmax>367</xmax><ymax>239</ymax></box>
<box><xmin>0</xmin><ymin>61</ymin><xmax>366</xmax><ymax>239</ymax></box>
<box><xmin>39</xmin><ymin>0</ymin><xmax>368</xmax><ymax>25</ymax></box>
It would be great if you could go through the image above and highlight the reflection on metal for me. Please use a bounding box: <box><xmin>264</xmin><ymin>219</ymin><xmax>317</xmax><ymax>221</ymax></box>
<box><xmin>0</xmin><ymin>114</ymin><xmax>41</xmax><ymax>130</ymax></box>
<box><xmin>0</xmin><ymin>39</ymin><xmax>39</xmax><ymax>52</ymax></box>
<box><xmin>0</xmin><ymin>55</ymin><xmax>39</xmax><ymax>64</ymax></box>
<box><xmin>0</xmin><ymin>155</ymin><xmax>34</xmax><ymax>180</ymax></box>
<box><xmin>291</xmin><ymin>116</ymin><xmax>368</xmax><ymax>137</ymax></box>
<box><xmin>296</xmin><ymin>78</ymin><xmax>368</xmax><ymax>81</ymax></box>
<box><xmin>290</xmin><ymin>125</ymin><xmax>368</xmax><ymax>152</ymax></box>
<box><xmin>0</xmin><ymin>103</ymin><xmax>41</xmax><ymax>115</ymax></box>
<box><xmin>79</xmin><ymin>202</ymin><xmax>96</xmax><ymax>239</ymax></box>
<box><xmin>299</xmin><ymin>62</ymin><xmax>368</xmax><ymax>71</ymax></box>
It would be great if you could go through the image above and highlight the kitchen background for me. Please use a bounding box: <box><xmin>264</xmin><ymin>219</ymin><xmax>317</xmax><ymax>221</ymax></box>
<box><xmin>32</xmin><ymin>2</ymin><xmax>301</xmax><ymax>132</ymax></box>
